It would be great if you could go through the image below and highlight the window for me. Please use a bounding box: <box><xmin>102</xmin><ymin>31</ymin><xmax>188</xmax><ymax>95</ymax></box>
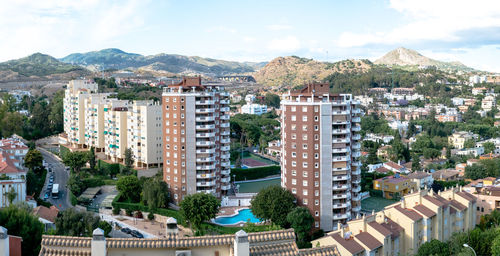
<box><xmin>173</xmin><ymin>98</ymin><xmax>177</xmax><ymax>102</ymax></box>
<box><xmin>303</xmin><ymin>189</ymin><xmax>308</xmax><ymax>196</ymax></box>
<box><xmin>315</xmin><ymin>181</ymin><xmax>319</xmax><ymax>187</ymax></box>
<box><xmin>292</xmin><ymin>179</ymin><xmax>297</xmax><ymax>185</ymax></box>
<box><xmin>302</xmin><ymin>116</ymin><xmax>307</xmax><ymax>122</ymax></box>
<box><xmin>314</xmin><ymin>106</ymin><xmax>318</xmax><ymax>112</ymax></box>
<box><xmin>314</xmin><ymin>153</ymin><xmax>319</xmax><ymax>159</ymax></box>
<box><xmin>302</xmin><ymin>106</ymin><xmax>307</xmax><ymax>112</ymax></box>
<box><xmin>302</xmin><ymin>125</ymin><xmax>307</xmax><ymax>131</ymax></box>
<box><xmin>292</xmin><ymin>152</ymin><xmax>297</xmax><ymax>158</ymax></box>
<box><xmin>291</xmin><ymin>124</ymin><xmax>296</xmax><ymax>131</ymax></box>
<box><xmin>314</xmin><ymin>125</ymin><xmax>319</xmax><ymax>131</ymax></box>
<box><xmin>292</xmin><ymin>143</ymin><xmax>297</xmax><ymax>149</ymax></box>
<box><xmin>315</xmin><ymin>222</ymin><xmax>319</xmax><ymax>228</ymax></box>
<box><xmin>315</xmin><ymin>200</ymin><xmax>319</xmax><ymax>206</ymax></box>
<box><xmin>302</xmin><ymin>153</ymin><xmax>308</xmax><ymax>159</ymax></box>
<box><xmin>291</xmin><ymin>106</ymin><xmax>296</xmax><ymax>112</ymax></box>
<box><xmin>314</xmin><ymin>116</ymin><xmax>318</xmax><ymax>121</ymax></box>
<box><xmin>315</xmin><ymin>172</ymin><xmax>319</xmax><ymax>178</ymax></box>
<box><xmin>302</xmin><ymin>134</ymin><xmax>308</xmax><ymax>140</ymax></box>
<box><xmin>303</xmin><ymin>171</ymin><xmax>308</xmax><ymax>177</ymax></box>
<box><xmin>291</xmin><ymin>115</ymin><xmax>296</xmax><ymax>121</ymax></box>
<box><xmin>315</xmin><ymin>144</ymin><xmax>319</xmax><ymax>150</ymax></box>
<box><xmin>315</xmin><ymin>211</ymin><xmax>319</xmax><ymax>216</ymax></box>
<box><xmin>303</xmin><ymin>162</ymin><xmax>308</xmax><ymax>168</ymax></box>
<box><xmin>291</xmin><ymin>170</ymin><xmax>296</xmax><ymax>176</ymax></box>
<box><xmin>303</xmin><ymin>144</ymin><xmax>308</xmax><ymax>149</ymax></box>
<box><xmin>315</xmin><ymin>190</ymin><xmax>319</xmax><ymax>196</ymax></box>
<box><xmin>314</xmin><ymin>134</ymin><xmax>319</xmax><ymax>140</ymax></box>
<box><xmin>303</xmin><ymin>180</ymin><xmax>308</xmax><ymax>186</ymax></box>
<box><xmin>292</xmin><ymin>161</ymin><xmax>297</xmax><ymax>167</ymax></box>
<box><xmin>165</xmin><ymin>98</ymin><xmax>169</xmax><ymax>102</ymax></box>
<box><xmin>303</xmin><ymin>198</ymin><xmax>308</xmax><ymax>205</ymax></box>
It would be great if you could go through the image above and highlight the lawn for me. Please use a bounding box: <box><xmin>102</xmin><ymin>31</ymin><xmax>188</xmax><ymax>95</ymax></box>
<box><xmin>237</xmin><ymin>178</ymin><xmax>280</xmax><ymax>193</ymax></box>
<box><xmin>244</xmin><ymin>153</ymin><xmax>278</xmax><ymax>166</ymax></box>
<box><xmin>361</xmin><ymin>196</ymin><xmax>398</xmax><ymax>212</ymax></box>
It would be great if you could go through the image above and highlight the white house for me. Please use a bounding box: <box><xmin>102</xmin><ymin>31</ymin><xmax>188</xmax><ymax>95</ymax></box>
<box><xmin>241</xmin><ymin>103</ymin><xmax>268</xmax><ymax>115</ymax></box>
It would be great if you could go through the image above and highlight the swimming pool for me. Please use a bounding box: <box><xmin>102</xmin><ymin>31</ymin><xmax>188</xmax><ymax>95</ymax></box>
<box><xmin>213</xmin><ymin>209</ymin><xmax>261</xmax><ymax>225</ymax></box>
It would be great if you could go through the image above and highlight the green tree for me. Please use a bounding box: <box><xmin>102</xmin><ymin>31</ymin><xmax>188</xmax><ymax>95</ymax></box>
<box><xmin>142</xmin><ymin>177</ymin><xmax>170</xmax><ymax>209</ymax></box>
<box><xmin>24</xmin><ymin>149</ymin><xmax>44</xmax><ymax>172</ymax></box>
<box><xmin>48</xmin><ymin>90</ymin><xmax>64</xmax><ymax>133</ymax></box>
<box><xmin>492</xmin><ymin>234</ymin><xmax>500</xmax><ymax>256</ymax></box>
<box><xmin>88</xmin><ymin>147</ymin><xmax>96</xmax><ymax>171</ymax></box>
<box><xmin>483</xmin><ymin>142</ymin><xmax>496</xmax><ymax>154</ymax></box>
<box><xmin>180</xmin><ymin>193</ymin><xmax>220</xmax><ymax>231</ymax></box>
<box><xmin>286</xmin><ymin>207</ymin><xmax>314</xmax><ymax>248</ymax></box>
<box><xmin>250</xmin><ymin>185</ymin><xmax>296</xmax><ymax>227</ymax></box>
<box><xmin>417</xmin><ymin>239</ymin><xmax>450</xmax><ymax>256</ymax></box>
<box><xmin>411</xmin><ymin>154</ymin><xmax>422</xmax><ymax>172</ymax></box>
<box><xmin>2</xmin><ymin>112</ymin><xmax>25</xmax><ymax>137</ymax></box>
<box><xmin>464</xmin><ymin>139</ymin><xmax>476</xmax><ymax>149</ymax></box>
<box><xmin>62</xmin><ymin>151</ymin><xmax>89</xmax><ymax>174</ymax></box>
<box><xmin>30</xmin><ymin>102</ymin><xmax>50</xmax><ymax>138</ymax></box>
<box><xmin>263</xmin><ymin>94</ymin><xmax>281</xmax><ymax>108</ymax></box>
<box><xmin>124</xmin><ymin>148</ymin><xmax>133</xmax><ymax>169</ymax></box>
<box><xmin>5</xmin><ymin>187</ymin><xmax>17</xmax><ymax>205</ymax></box>
<box><xmin>0</xmin><ymin>203</ymin><xmax>44</xmax><ymax>256</ymax></box>
<box><xmin>55</xmin><ymin>208</ymin><xmax>111</xmax><ymax>237</ymax></box>
<box><xmin>116</xmin><ymin>175</ymin><xmax>141</xmax><ymax>202</ymax></box>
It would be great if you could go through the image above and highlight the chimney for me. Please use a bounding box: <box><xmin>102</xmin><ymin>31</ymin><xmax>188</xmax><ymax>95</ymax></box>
<box><xmin>337</xmin><ymin>222</ymin><xmax>342</xmax><ymax>231</ymax></box>
<box><xmin>91</xmin><ymin>228</ymin><xmax>106</xmax><ymax>256</ymax></box>
<box><xmin>0</xmin><ymin>226</ymin><xmax>8</xmax><ymax>256</ymax></box>
<box><xmin>166</xmin><ymin>217</ymin><xmax>178</xmax><ymax>237</ymax></box>
<box><xmin>234</xmin><ymin>230</ymin><xmax>249</xmax><ymax>256</ymax></box>
<box><xmin>400</xmin><ymin>198</ymin><xmax>406</xmax><ymax>208</ymax></box>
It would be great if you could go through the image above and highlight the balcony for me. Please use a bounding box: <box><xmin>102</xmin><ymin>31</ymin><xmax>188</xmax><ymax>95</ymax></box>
<box><xmin>352</xmin><ymin>109</ymin><xmax>361</xmax><ymax>114</ymax></box>
<box><xmin>221</xmin><ymin>185</ymin><xmax>231</xmax><ymax>190</ymax></box>
<box><xmin>333</xmin><ymin>129</ymin><xmax>349</xmax><ymax>135</ymax></box>
<box><xmin>221</xmin><ymin>138</ymin><xmax>231</xmax><ymax>144</ymax></box>
<box><xmin>333</xmin><ymin>193</ymin><xmax>348</xmax><ymax>199</ymax></box>
<box><xmin>196</xmin><ymin>108</ymin><xmax>215</xmax><ymax>113</ymax></box>
<box><xmin>220</xmin><ymin>91</ymin><xmax>229</xmax><ymax>97</ymax></box>
<box><xmin>331</xmin><ymin>101</ymin><xmax>347</xmax><ymax>106</ymax></box>
<box><xmin>333</xmin><ymin>213</ymin><xmax>350</xmax><ymax>220</ymax></box>
<box><xmin>199</xmin><ymin>189</ymin><xmax>216</xmax><ymax>194</ymax></box>
<box><xmin>196</xmin><ymin>181</ymin><xmax>216</xmax><ymax>187</ymax></box>
<box><xmin>196</xmin><ymin>157</ymin><xmax>215</xmax><ymax>163</ymax></box>
<box><xmin>352</xmin><ymin>134</ymin><xmax>361</xmax><ymax>140</ymax></box>
<box><xmin>352</xmin><ymin>186</ymin><xmax>361</xmax><ymax>193</ymax></box>
<box><xmin>220</xmin><ymin>115</ymin><xmax>230</xmax><ymax>120</ymax></box>
<box><xmin>333</xmin><ymin>138</ymin><xmax>350</xmax><ymax>143</ymax></box>
<box><xmin>332</xmin><ymin>147</ymin><xmax>350</xmax><ymax>153</ymax></box>
<box><xmin>220</xmin><ymin>107</ymin><xmax>230</xmax><ymax>112</ymax></box>
<box><xmin>352</xmin><ymin>205</ymin><xmax>361</xmax><ymax>212</ymax></box>
<box><xmin>220</xmin><ymin>123</ymin><xmax>230</xmax><ymax>128</ymax></box>
<box><xmin>196</xmin><ymin>148</ymin><xmax>216</xmax><ymax>154</ymax></box>
<box><xmin>352</xmin><ymin>142</ymin><xmax>361</xmax><ymax>149</ymax></box>
<box><xmin>352</xmin><ymin>117</ymin><xmax>361</xmax><ymax>123</ymax></box>
<box><xmin>333</xmin><ymin>166</ymin><xmax>349</xmax><ymax>172</ymax></box>
<box><xmin>352</xmin><ymin>194</ymin><xmax>361</xmax><ymax>201</ymax></box>
<box><xmin>221</xmin><ymin>177</ymin><xmax>230</xmax><ymax>183</ymax></box>
<box><xmin>196</xmin><ymin>124</ymin><xmax>215</xmax><ymax>130</ymax></box>
<box><xmin>220</xmin><ymin>99</ymin><xmax>229</xmax><ymax>104</ymax></box>
<box><xmin>352</xmin><ymin>161</ymin><xmax>362</xmax><ymax>167</ymax></box>
<box><xmin>351</xmin><ymin>168</ymin><xmax>361</xmax><ymax>175</ymax></box>
<box><xmin>352</xmin><ymin>179</ymin><xmax>361</xmax><ymax>184</ymax></box>
<box><xmin>332</xmin><ymin>184</ymin><xmax>349</xmax><ymax>191</ymax></box>
<box><xmin>198</xmin><ymin>92</ymin><xmax>215</xmax><ymax>97</ymax></box>
<box><xmin>333</xmin><ymin>202</ymin><xmax>350</xmax><ymax>209</ymax></box>
<box><xmin>221</xmin><ymin>131</ymin><xmax>230</xmax><ymax>136</ymax></box>
<box><xmin>221</xmin><ymin>162</ymin><xmax>230</xmax><ymax>167</ymax></box>
<box><xmin>221</xmin><ymin>169</ymin><xmax>230</xmax><ymax>175</ymax></box>
<box><xmin>196</xmin><ymin>116</ymin><xmax>215</xmax><ymax>122</ymax></box>
<box><xmin>352</xmin><ymin>151</ymin><xmax>361</xmax><ymax>158</ymax></box>
<box><xmin>196</xmin><ymin>100</ymin><xmax>215</xmax><ymax>105</ymax></box>
<box><xmin>333</xmin><ymin>156</ymin><xmax>349</xmax><ymax>162</ymax></box>
<box><xmin>196</xmin><ymin>164</ymin><xmax>216</xmax><ymax>170</ymax></box>
<box><xmin>196</xmin><ymin>132</ymin><xmax>216</xmax><ymax>138</ymax></box>
<box><xmin>352</xmin><ymin>126</ymin><xmax>361</xmax><ymax>132</ymax></box>
<box><xmin>332</xmin><ymin>110</ymin><xmax>349</xmax><ymax>115</ymax></box>
<box><xmin>196</xmin><ymin>173</ymin><xmax>215</xmax><ymax>179</ymax></box>
<box><xmin>221</xmin><ymin>153</ymin><xmax>230</xmax><ymax>159</ymax></box>
<box><xmin>333</xmin><ymin>175</ymin><xmax>350</xmax><ymax>181</ymax></box>
<box><xmin>196</xmin><ymin>141</ymin><xmax>215</xmax><ymax>146</ymax></box>
<box><xmin>221</xmin><ymin>146</ymin><xmax>230</xmax><ymax>151</ymax></box>
<box><xmin>352</xmin><ymin>100</ymin><xmax>361</xmax><ymax>105</ymax></box>
<box><xmin>333</xmin><ymin>120</ymin><xmax>349</xmax><ymax>125</ymax></box>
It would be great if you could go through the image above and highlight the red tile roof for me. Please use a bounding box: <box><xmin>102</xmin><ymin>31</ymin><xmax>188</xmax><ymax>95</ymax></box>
<box><xmin>423</xmin><ymin>195</ymin><xmax>445</xmax><ymax>207</ymax></box>
<box><xmin>394</xmin><ymin>205</ymin><xmax>423</xmax><ymax>221</ymax></box>
<box><xmin>330</xmin><ymin>233</ymin><xmax>365</xmax><ymax>255</ymax></box>
<box><xmin>385</xmin><ymin>161</ymin><xmax>404</xmax><ymax>170</ymax></box>
<box><xmin>0</xmin><ymin>152</ymin><xmax>23</xmax><ymax>174</ymax></box>
<box><xmin>33</xmin><ymin>206</ymin><xmax>59</xmax><ymax>223</ymax></box>
<box><xmin>380</xmin><ymin>218</ymin><xmax>403</xmax><ymax>239</ymax></box>
<box><xmin>413</xmin><ymin>204</ymin><xmax>436</xmax><ymax>218</ymax></box>
<box><xmin>355</xmin><ymin>232</ymin><xmax>383</xmax><ymax>250</ymax></box>
<box><xmin>367</xmin><ymin>222</ymin><xmax>392</xmax><ymax>237</ymax></box>
<box><xmin>457</xmin><ymin>191</ymin><xmax>477</xmax><ymax>202</ymax></box>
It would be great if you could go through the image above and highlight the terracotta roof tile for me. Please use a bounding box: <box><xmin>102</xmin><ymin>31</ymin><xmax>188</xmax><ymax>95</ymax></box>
<box><xmin>33</xmin><ymin>206</ymin><xmax>59</xmax><ymax>223</ymax></box>
<box><xmin>457</xmin><ymin>191</ymin><xmax>477</xmax><ymax>202</ymax></box>
<box><xmin>413</xmin><ymin>204</ymin><xmax>436</xmax><ymax>218</ymax></box>
<box><xmin>330</xmin><ymin>233</ymin><xmax>364</xmax><ymax>255</ymax></box>
<box><xmin>380</xmin><ymin>218</ymin><xmax>403</xmax><ymax>239</ymax></box>
<box><xmin>394</xmin><ymin>205</ymin><xmax>423</xmax><ymax>221</ymax></box>
<box><xmin>424</xmin><ymin>195</ymin><xmax>445</xmax><ymax>207</ymax></box>
<box><xmin>449</xmin><ymin>200</ymin><xmax>467</xmax><ymax>211</ymax></box>
<box><xmin>367</xmin><ymin>222</ymin><xmax>392</xmax><ymax>237</ymax></box>
<box><xmin>355</xmin><ymin>232</ymin><xmax>382</xmax><ymax>250</ymax></box>
<box><xmin>298</xmin><ymin>245</ymin><xmax>340</xmax><ymax>256</ymax></box>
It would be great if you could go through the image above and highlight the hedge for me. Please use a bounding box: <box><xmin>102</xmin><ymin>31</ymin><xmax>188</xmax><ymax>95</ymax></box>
<box><xmin>111</xmin><ymin>193</ymin><xmax>184</xmax><ymax>225</ymax></box>
<box><xmin>231</xmin><ymin>165</ymin><xmax>280</xmax><ymax>181</ymax></box>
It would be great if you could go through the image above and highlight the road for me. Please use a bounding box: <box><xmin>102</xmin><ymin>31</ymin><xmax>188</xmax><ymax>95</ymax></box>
<box><xmin>38</xmin><ymin>148</ymin><xmax>72</xmax><ymax>210</ymax></box>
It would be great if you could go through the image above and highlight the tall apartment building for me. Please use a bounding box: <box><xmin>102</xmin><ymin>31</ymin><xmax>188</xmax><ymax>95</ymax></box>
<box><xmin>103</xmin><ymin>99</ymin><xmax>130</xmax><ymax>163</ymax></box>
<box><xmin>127</xmin><ymin>100</ymin><xmax>163</xmax><ymax>168</ymax></box>
<box><xmin>281</xmin><ymin>83</ymin><xmax>362</xmax><ymax>231</ymax></box>
<box><xmin>63</xmin><ymin>80</ymin><xmax>98</xmax><ymax>147</ymax></box>
<box><xmin>84</xmin><ymin>94</ymin><xmax>110</xmax><ymax>151</ymax></box>
<box><xmin>162</xmin><ymin>77</ymin><xmax>231</xmax><ymax>203</ymax></box>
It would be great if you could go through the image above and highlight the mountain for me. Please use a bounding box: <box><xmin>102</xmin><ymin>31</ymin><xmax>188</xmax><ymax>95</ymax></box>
<box><xmin>374</xmin><ymin>47</ymin><xmax>475</xmax><ymax>72</ymax></box>
<box><xmin>0</xmin><ymin>53</ymin><xmax>89</xmax><ymax>81</ymax></box>
<box><xmin>60</xmin><ymin>48</ymin><xmax>263</xmax><ymax>76</ymax></box>
<box><xmin>254</xmin><ymin>56</ymin><xmax>372</xmax><ymax>87</ymax></box>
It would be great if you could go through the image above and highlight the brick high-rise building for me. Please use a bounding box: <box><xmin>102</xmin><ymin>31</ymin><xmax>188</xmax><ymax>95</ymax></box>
<box><xmin>281</xmin><ymin>83</ymin><xmax>362</xmax><ymax>231</ymax></box>
<box><xmin>162</xmin><ymin>77</ymin><xmax>231</xmax><ymax>203</ymax></box>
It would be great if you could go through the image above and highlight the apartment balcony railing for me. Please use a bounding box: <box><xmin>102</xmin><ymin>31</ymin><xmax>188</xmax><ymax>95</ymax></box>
<box><xmin>196</xmin><ymin>132</ymin><xmax>216</xmax><ymax>138</ymax></box>
<box><xmin>198</xmin><ymin>92</ymin><xmax>215</xmax><ymax>97</ymax></box>
<box><xmin>333</xmin><ymin>156</ymin><xmax>349</xmax><ymax>162</ymax></box>
<box><xmin>221</xmin><ymin>162</ymin><xmax>230</xmax><ymax>167</ymax></box>
<box><xmin>352</xmin><ymin>205</ymin><xmax>362</xmax><ymax>212</ymax></box>
<box><xmin>352</xmin><ymin>117</ymin><xmax>361</xmax><ymax>122</ymax></box>
<box><xmin>333</xmin><ymin>175</ymin><xmax>350</xmax><ymax>181</ymax></box>
<box><xmin>196</xmin><ymin>157</ymin><xmax>215</xmax><ymax>163</ymax></box>
<box><xmin>352</xmin><ymin>126</ymin><xmax>361</xmax><ymax>132</ymax></box>
<box><xmin>352</xmin><ymin>134</ymin><xmax>361</xmax><ymax>140</ymax></box>
<box><xmin>352</xmin><ymin>161</ymin><xmax>362</xmax><ymax>167</ymax></box>
<box><xmin>351</xmin><ymin>168</ymin><xmax>361</xmax><ymax>175</ymax></box>
<box><xmin>333</xmin><ymin>202</ymin><xmax>350</xmax><ymax>209</ymax></box>
<box><xmin>221</xmin><ymin>131</ymin><xmax>230</xmax><ymax>136</ymax></box>
<box><xmin>352</xmin><ymin>194</ymin><xmax>361</xmax><ymax>201</ymax></box>
<box><xmin>220</xmin><ymin>146</ymin><xmax>230</xmax><ymax>151</ymax></box>
<box><xmin>196</xmin><ymin>108</ymin><xmax>215</xmax><ymax>114</ymax></box>
<box><xmin>331</xmin><ymin>101</ymin><xmax>347</xmax><ymax>106</ymax></box>
<box><xmin>196</xmin><ymin>141</ymin><xmax>215</xmax><ymax>146</ymax></box>
<box><xmin>196</xmin><ymin>181</ymin><xmax>216</xmax><ymax>187</ymax></box>
<box><xmin>220</xmin><ymin>115</ymin><xmax>230</xmax><ymax>120</ymax></box>
<box><xmin>333</xmin><ymin>167</ymin><xmax>349</xmax><ymax>172</ymax></box>
<box><xmin>221</xmin><ymin>153</ymin><xmax>230</xmax><ymax>159</ymax></box>
<box><xmin>221</xmin><ymin>169</ymin><xmax>230</xmax><ymax>175</ymax></box>
<box><xmin>196</xmin><ymin>148</ymin><xmax>216</xmax><ymax>154</ymax></box>
<box><xmin>196</xmin><ymin>173</ymin><xmax>215</xmax><ymax>179</ymax></box>
<box><xmin>196</xmin><ymin>116</ymin><xmax>215</xmax><ymax>122</ymax></box>
<box><xmin>333</xmin><ymin>213</ymin><xmax>350</xmax><ymax>220</ymax></box>
<box><xmin>221</xmin><ymin>185</ymin><xmax>231</xmax><ymax>190</ymax></box>
<box><xmin>220</xmin><ymin>123</ymin><xmax>230</xmax><ymax>128</ymax></box>
<box><xmin>221</xmin><ymin>177</ymin><xmax>230</xmax><ymax>183</ymax></box>
<box><xmin>196</xmin><ymin>164</ymin><xmax>216</xmax><ymax>170</ymax></box>
<box><xmin>220</xmin><ymin>107</ymin><xmax>230</xmax><ymax>112</ymax></box>
<box><xmin>332</xmin><ymin>110</ymin><xmax>349</xmax><ymax>115</ymax></box>
<box><xmin>220</xmin><ymin>92</ymin><xmax>229</xmax><ymax>97</ymax></box>
<box><xmin>332</xmin><ymin>184</ymin><xmax>349</xmax><ymax>191</ymax></box>
<box><xmin>332</xmin><ymin>147</ymin><xmax>350</xmax><ymax>153</ymax></box>
<box><xmin>221</xmin><ymin>138</ymin><xmax>231</xmax><ymax>144</ymax></box>
<box><xmin>196</xmin><ymin>100</ymin><xmax>215</xmax><ymax>105</ymax></box>
<box><xmin>196</xmin><ymin>124</ymin><xmax>215</xmax><ymax>130</ymax></box>
<box><xmin>199</xmin><ymin>189</ymin><xmax>216</xmax><ymax>194</ymax></box>
<box><xmin>352</xmin><ymin>179</ymin><xmax>361</xmax><ymax>184</ymax></box>
<box><xmin>220</xmin><ymin>99</ymin><xmax>230</xmax><ymax>104</ymax></box>
<box><xmin>352</xmin><ymin>151</ymin><xmax>362</xmax><ymax>158</ymax></box>
<box><xmin>333</xmin><ymin>193</ymin><xmax>348</xmax><ymax>199</ymax></box>
<box><xmin>332</xmin><ymin>129</ymin><xmax>349</xmax><ymax>135</ymax></box>
<box><xmin>333</xmin><ymin>138</ymin><xmax>350</xmax><ymax>143</ymax></box>
<box><xmin>352</xmin><ymin>100</ymin><xmax>361</xmax><ymax>105</ymax></box>
<box><xmin>352</xmin><ymin>109</ymin><xmax>361</xmax><ymax>114</ymax></box>
<box><xmin>352</xmin><ymin>186</ymin><xmax>361</xmax><ymax>193</ymax></box>
<box><xmin>352</xmin><ymin>142</ymin><xmax>361</xmax><ymax>149</ymax></box>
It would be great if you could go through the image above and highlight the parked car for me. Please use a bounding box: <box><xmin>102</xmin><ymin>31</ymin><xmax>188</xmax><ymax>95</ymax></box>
<box><xmin>131</xmin><ymin>230</ymin><xmax>143</xmax><ymax>238</ymax></box>
<box><xmin>121</xmin><ymin>228</ymin><xmax>132</xmax><ymax>234</ymax></box>
<box><xmin>43</xmin><ymin>193</ymin><xmax>49</xmax><ymax>200</ymax></box>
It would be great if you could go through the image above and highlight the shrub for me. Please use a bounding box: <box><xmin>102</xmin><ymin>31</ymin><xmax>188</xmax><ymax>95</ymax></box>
<box><xmin>112</xmin><ymin>207</ymin><xmax>120</xmax><ymax>215</ymax></box>
<box><xmin>148</xmin><ymin>212</ymin><xmax>155</xmax><ymax>221</ymax></box>
<box><xmin>125</xmin><ymin>208</ymin><xmax>133</xmax><ymax>216</ymax></box>
<box><xmin>230</xmin><ymin>165</ymin><xmax>280</xmax><ymax>181</ymax></box>
<box><xmin>135</xmin><ymin>210</ymin><xmax>143</xmax><ymax>219</ymax></box>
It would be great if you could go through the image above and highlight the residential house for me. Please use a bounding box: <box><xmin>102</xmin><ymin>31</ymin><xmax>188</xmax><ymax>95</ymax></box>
<box><xmin>33</xmin><ymin>206</ymin><xmax>59</xmax><ymax>232</ymax></box>
<box><xmin>383</xmin><ymin>161</ymin><xmax>408</xmax><ymax>174</ymax></box>
<box><xmin>406</xmin><ymin>172</ymin><xmax>434</xmax><ymax>189</ymax></box>
<box><xmin>432</xmin><ymin>169</ymin><xmax>460</xmax><ymax>181</ymax></box>
<box><xmin>373</xmin><ymin>174</ymin><xmax>417</xmax><ymax>199</ymax></box>
<box><xmin>448</xmin><ymin>131</ymin><xmax>479</xmax><ymax>149</ymax></box>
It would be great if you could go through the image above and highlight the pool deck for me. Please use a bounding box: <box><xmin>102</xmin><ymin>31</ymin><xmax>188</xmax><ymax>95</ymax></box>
<box><xmin>218</xmin><ymin>206</ymin><xmax>244</xmax><ymax>216</ymax></box>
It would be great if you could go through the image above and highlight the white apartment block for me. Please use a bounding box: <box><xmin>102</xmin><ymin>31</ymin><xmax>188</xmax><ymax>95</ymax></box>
<box><xmin>63</xmin><ymin>80</ymin><xmax>98</xmax><ymax>147</ymax></box>
<box><xmin>281</xmin><ymin>83</ymin><xmax>363</xmax><ymax>231</ymax></box>
<box><xmin>127</xmin><ymin>101</ymin><xmax>163</xmax><ymax>168</ymax></box>
<box><xmin>63</xmin><ymin>80</ymin><xmax>163</xmax><ymax>167</ymax></box>
<box><xmin>482</xmin><ymin>95</ymin><xmax>496</xmax><ymax>112</ymax></box>
<box><xmin>240</xmin><ymin>103</ymin><xmax>268</xmax><ymax>115</ymax></box>
<box><xmin>162</xmin><ymin>77</ymin><xmax>231</xmax><ymax>203</ymax></box>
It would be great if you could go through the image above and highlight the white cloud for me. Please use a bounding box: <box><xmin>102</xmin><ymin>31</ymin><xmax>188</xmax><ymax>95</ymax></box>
<box><xmin>242</xmin><ymin>36</ymin><xmax>256</xmax><ymax>42</ymax></box>
<box><xmin>266</xmin><ymin>24</ymin><xmax>293</xmax><ymax>31</ymax></box>
<box><xmin>0</xmin><ymin>0</ymin><xmax>150</xmax><ymax>61</ymax></box>
<box><xmin>336</xmin><ymin>0</ymin><xmax>500</xmax><ymax>48</ymax></box>
<box><xmin>267</xmin><ymin>36</ymin><xmax>301</xmax><ymax>52</ymax></box>
<box><xmin>205</xmin><ymin>26</ymin><xmax>237</xmax><ymax>34</ymax></box>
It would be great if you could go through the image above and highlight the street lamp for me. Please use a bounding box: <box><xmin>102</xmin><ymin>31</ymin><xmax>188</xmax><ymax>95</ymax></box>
<box><xmin>463</xmin><ymin>244</ymin><xmax>477</xmax><ymax>256</ymax></box>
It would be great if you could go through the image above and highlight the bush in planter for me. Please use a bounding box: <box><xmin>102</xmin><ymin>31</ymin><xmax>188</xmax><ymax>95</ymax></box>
<box><xmin>112</xmin><ymin>207</ymin><xmax>121</xmax><ymax>215</ymax></box>
<box><xmin>135</xmin><ymin>210</ymin><xmax>143</xmax><ymax>219</ymax></box>
<box><xmin>148</xmin><ymin>212</ymin><xmax>155</xmax><ymax>221</ymax></box>
<box><xmin>125</xmin><ymin>208</ymin><xmax>133</xmax><ymax>216</ymax></box>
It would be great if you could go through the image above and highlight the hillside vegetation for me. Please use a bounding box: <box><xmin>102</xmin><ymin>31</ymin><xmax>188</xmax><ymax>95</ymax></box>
<box><xmin>254</xmin><ymin>56</ymin><xmax>372</xmax><ymax>87</ymax></box>
<box><xmin>0</xmin><ymin>53</ymin><xmax>88</xmax><ymax>79</ymax></box>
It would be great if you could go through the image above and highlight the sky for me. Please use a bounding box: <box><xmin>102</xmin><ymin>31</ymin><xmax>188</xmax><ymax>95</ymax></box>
<box><xmin>1</xmin><ymin>0</ymin><xmax>500</xmax><ymax>72</ymax></box>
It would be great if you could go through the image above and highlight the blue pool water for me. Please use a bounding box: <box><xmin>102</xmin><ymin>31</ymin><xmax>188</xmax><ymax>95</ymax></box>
<box><xmin>214</xmin><ymin>209</ymin><xmax>261</xmax><ymax>225</ymax></box>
